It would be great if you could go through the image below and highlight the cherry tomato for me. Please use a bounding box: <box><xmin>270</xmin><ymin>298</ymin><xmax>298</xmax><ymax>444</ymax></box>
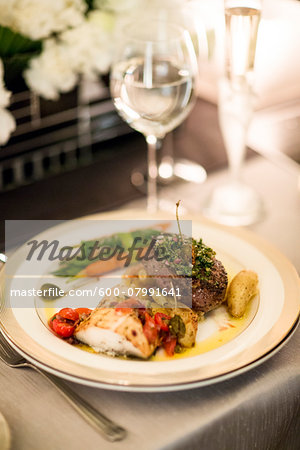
<box><xmin>154</xmin><ymin>312</ymin><xmax>171</xmax><ymax>331</ymax></box>
<box><xmin>163</xmin><ymin>336</ymin><xmax>177</xmax><ymax>357</ymax></box>
<box><xmin>57</xmin><ymin>308</ymin><xmax>79</xmax><ymax>322</ymax></box>
<box><xmin>143</xmin><ymin>312</ymin><xmax>158</xmax><ymax>344</ymax></box>
<box><xmin>144</xmin><ymin>312</ymin><xmax>155</xmax><ymax>324</ymax></box>
<box><xmin>52</xmin><ymin>318</ymin><xmax>75</xmax><ymax>338</ymax></box>
<box><xmin>49</xmin><ymin>314</ymin><xmax>56</xmax><ymax>330</ymax></box>
<box><xmin>75</xmin><ymin>308</ymin><xmax>92</xmax><ymax>319</ymax></box>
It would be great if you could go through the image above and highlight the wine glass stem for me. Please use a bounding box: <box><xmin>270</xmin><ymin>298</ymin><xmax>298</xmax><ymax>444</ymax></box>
<box><xmin>228</xmin><ymin>143</ymin><xmax>245</xmax><ymax>184</ymax></box>
<box><xmin>146</xmin><ymin>135</ymin><xmax>160</xmax><ymax>213</ymax></box>
<box><xmin>222</xmin><ymin>100</ymin><xmax>251</xmax><ymax>185</ymax></box>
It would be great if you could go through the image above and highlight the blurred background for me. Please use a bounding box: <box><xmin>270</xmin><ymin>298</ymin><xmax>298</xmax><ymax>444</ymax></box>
<box><xmin>0</xmin><ymin>0</ymin><xmax>299</xmax><ymax>245</ymax></box>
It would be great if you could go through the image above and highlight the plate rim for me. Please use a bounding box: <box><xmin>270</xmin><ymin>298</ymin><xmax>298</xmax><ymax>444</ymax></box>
<box><xmin>0</xmin><ymin>318</ymin><xmax>298</xmax><ymax>392</ymax></box>
<box><xmin>1</xmin><ymin>210</ymin><xmax>300</xmax><ymax>391</ymax></box>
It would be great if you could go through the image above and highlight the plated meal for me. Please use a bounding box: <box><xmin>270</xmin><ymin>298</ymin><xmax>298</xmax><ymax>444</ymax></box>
<box><xmin>1</xmin><ymin>209</ymin><xmax>299</xmax><ymax>391</ymax></box>
<box><xmin>46</xmin><ymin>217</ymin><xmax>259</xmax><ymax>361</ymax></box>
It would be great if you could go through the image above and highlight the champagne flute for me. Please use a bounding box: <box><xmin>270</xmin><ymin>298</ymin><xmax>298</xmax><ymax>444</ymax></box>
<box><xmin>110</xmin><ymin>20</ymin><xmax>197</xmax><ymax>212</ymax></box>
<box><xmin>203</xmin><ymin>0</ymin><xmax>264</xmax><ymax>226</ymax></box>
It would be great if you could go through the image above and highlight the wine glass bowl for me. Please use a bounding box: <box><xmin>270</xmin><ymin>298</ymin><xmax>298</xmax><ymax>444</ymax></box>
<box><xmin>110</xmin><ymin>20</ymin><xmax>197</xmax><ymax>211</ymax></box>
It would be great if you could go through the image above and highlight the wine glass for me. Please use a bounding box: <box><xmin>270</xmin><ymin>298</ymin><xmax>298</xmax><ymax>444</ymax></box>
<box><xmin>203</xmin><ymin>0</ymin><xmax>264</xmax><ymax>226</ymax></box>
<box><xmin>110</xmin><ymin>20</ymin><xmax>198</xmax><ymax>212</ymax></box>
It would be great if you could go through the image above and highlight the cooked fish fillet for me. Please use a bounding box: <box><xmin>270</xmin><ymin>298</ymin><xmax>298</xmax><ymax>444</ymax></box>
<box><xmin>75</xmin><ymin>308</ymin><xmax>156</xmax><ymax>358</ymax></box>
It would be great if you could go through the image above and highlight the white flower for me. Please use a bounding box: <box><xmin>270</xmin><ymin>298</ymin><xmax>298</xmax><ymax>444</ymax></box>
<box><xmin>88</xmin><ymin>9</ymin><xmax>114</xmax><ymax>32</ymax></box>
<box><xmin>0</xmin><ymin>0</ymin><xmax>87</xmax><ymax>40</ymax></box>
<box><xmin>0</xmin><ymin>59</ymin><xmax>16</xmax><ymax>145</ymax></box>
<box><xmin>24</xmin><ymin>39</ymin><xmax>78</xmax><ymax>100</ymax></box>
<box><xmin>61</xmin><ymin>10</ymin><xmax>115</xmax><ymax>77</ymax></box>
<box><xmin>0</xmin><ymin>108</ymin><xmax>16</xmax><ymax>145</ymax></box>
<box><xmin>0</xmin><ymin>60</ymin><xmax>11</xmax><ymax>108</ymax></box>
<box><xmin>0</xmin><ymin>1</ymin><xmax>15</xmax><ymax>30</ymax></box>
<box><xmin>24</xmin><ymin>8</ymin><xmax>117</xmax><ymax>100</ymax></box>
<box><xmin>0</xmin><ymin>87</ymin><xmax>11</xmax><ymax>109</ymax></box>
<box><xmin>94</xmin><ymin>0</ymin><xmax>140</xmax><ymax>12</ymax></box>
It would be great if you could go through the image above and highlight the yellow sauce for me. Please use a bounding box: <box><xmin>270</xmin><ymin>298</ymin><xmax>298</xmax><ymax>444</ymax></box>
<box><xmin>75</xmin><ymin>343</ymin><xmax>97</xmax><ymax>354</ymax></box>
<box><xmin>45</xmin><ymin>307</ymin><xmax>56</xmax><ymax>322</ymax></box>
<box><xmin>152</xmin><ymin>313</ymin><xmax>247</xmax><ymax>361</ymax></box>
<box><xmin>43</xmin><ymin>264</ymin><xmax>255</xmax><ymax>361</ymax></box>
<box><xmin>44</xmin><ymin>304</ymin><xmax>251</xmax><ymax>361</ymax></box>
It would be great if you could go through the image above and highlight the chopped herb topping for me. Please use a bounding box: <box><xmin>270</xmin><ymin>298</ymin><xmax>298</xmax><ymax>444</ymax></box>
<box><xmin>154</xmin><ymin>235</ymin><xmax>216</xmax><ymax>282</ymax></box>
<box><xmin>192</xmin><ymin>238</ymin><xmax>216</xmax><ymax>282</ymax></box>
<box><xmin>155</xmin><ymin>234</ymin><xmax>192</xmax><ymax>276</ymax></box>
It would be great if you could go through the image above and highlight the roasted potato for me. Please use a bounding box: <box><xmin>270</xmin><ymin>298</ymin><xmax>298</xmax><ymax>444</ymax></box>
<box><xmin>227</xmin><ymin>270</ymin><xmax>258</xmax><ymax>318</ymax></box>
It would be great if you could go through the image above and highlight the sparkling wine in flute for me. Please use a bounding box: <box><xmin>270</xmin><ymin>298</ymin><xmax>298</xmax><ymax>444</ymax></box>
<box><xmin>203</xmin><ymin>1</ymin><xmax>264</xmax><ymax>225</ymax></box>
<box><xmin>110</xmin><ymin>57</ymin><xmax>195</xmax><ymax>139</ymax></box>
<box><xmin>225</xmin><ymin>5</ymin><xmax>261</xmax><ymax>87</ymax></box>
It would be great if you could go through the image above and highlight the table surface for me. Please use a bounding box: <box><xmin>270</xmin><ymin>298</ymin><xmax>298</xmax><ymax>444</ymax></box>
<box><xmin>1</xmin><ymin>153</ymin><xmax>300</xmax><ymax>450</ymax></box>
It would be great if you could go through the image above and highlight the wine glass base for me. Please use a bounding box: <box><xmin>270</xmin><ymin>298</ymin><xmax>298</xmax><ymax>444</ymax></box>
<box><xmin>131</xmin><ymin>158</ymin><xmax>207</xmax><ymax>192</ymax></box>
<box><xmin>203</xmin><ymin>182</ymin><xmax>264</xmax><ymax>226</ymax></box>
<box><xmin>159</xmin><ymin>158</ymin><xmax>207</xmax><ymax>184</ymax></box>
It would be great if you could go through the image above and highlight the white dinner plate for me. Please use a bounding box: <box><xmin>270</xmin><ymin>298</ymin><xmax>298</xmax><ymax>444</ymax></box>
<box><xmin>0</xmin><ymin>210</ymin><xmax>299</xmax><ymax>392</ymax></box>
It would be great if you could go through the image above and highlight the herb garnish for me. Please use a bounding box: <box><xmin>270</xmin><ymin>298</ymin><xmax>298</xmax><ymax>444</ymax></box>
<box><xmin>169</xmin><ymin>315</ymin><xmax>186</xmax><ymax>338</ymax></box>
<box><xmin>155</xmin><ymin>234</ymin><xmax>192</xmax><ymax>277</ymax></box>
<box><xmin>192</xmin><ymin>238</ymin><xmax>216</xmax><ymax>282</ymax></box>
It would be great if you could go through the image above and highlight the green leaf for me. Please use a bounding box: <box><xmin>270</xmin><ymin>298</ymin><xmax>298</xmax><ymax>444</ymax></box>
<box><xmin>3</xmin><ymin>52</ymin><xmax>40</xmax><ymax>86</ymax></box>
<box><xmin>0</xmin><ymin>25</ymin><xmax>42</xmax><ymax>57</ymax></box>
<box><xmin>85</xmin><ymin>0</ymin><xmax>94</xmax><ymax>11</ymax></box>
<box><xmin>0</xmin><ymin>26</ymin><xmax>42</xmax><ymax>88</ymax></box>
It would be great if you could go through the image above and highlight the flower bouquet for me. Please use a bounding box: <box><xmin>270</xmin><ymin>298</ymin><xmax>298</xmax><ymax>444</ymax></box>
<box><xmin>0</xmin><ymin>0</ymin><xmax>140</xmax><ymax>145</ymax></box>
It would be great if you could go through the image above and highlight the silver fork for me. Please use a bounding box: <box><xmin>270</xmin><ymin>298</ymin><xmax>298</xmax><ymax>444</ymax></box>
<box><xmin>0</xmin><ymin>330</ymin><xmax>126</xmax><ymax>442</ymax></box>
